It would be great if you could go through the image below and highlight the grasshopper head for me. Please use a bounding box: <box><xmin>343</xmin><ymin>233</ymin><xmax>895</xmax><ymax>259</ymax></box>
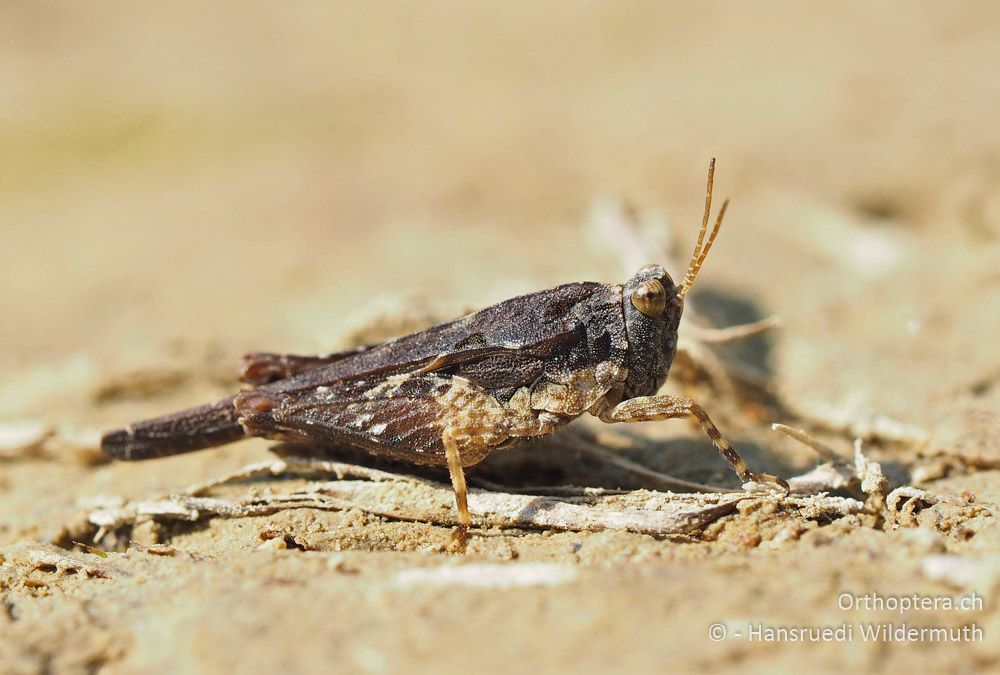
<box><xmin>622</xmin><ymin>264</ymin><xmax>683</xmax><ymax>396</ymax></box>
<box><xmin>621</xmin><ymin>159</ymin><xmax>728</xmax><ymax>397</ymax></box>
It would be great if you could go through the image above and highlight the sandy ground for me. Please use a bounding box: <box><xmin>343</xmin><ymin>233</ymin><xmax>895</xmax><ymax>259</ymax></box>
<box><xmin>2</xmin><ymin>3</ymin><xmax>1000</xmax><ymax>673</ymax></box>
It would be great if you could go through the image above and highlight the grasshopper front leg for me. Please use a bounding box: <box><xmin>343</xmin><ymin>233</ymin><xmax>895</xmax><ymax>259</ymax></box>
<box><xmin>600</xmin><ymin>395</ymin><xmax>789</xmax><ymax>492</ymax></box>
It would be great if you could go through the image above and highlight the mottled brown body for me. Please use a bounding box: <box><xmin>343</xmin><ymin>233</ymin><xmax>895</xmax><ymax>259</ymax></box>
<box><xmin>230</xmin><ymin>280</ymin><xmax>634</xmax><ymax>468</ymax></box>
<box><xmin>102</xmin><ymin>161</ymin><xmax>787</xmax><ymax>537</ymax></box>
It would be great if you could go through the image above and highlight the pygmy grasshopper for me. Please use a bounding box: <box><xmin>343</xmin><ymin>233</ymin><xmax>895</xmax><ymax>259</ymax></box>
<box><xmin>102</xmin><ymin>160</ymin><xmax>788</xmax><ymax>537</ymax></box>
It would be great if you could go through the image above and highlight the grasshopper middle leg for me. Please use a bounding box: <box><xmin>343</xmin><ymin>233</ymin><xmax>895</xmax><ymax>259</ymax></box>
<box><xmin>440</xmin><ymin>413</ymin><xmax>561</xmax><ymax>545</ymax></box>
<box><xmin>442</xmin><ymin>427</ymin><xmax>472</xmax><ymax>540</ymax></box>
<box><xmin>600</xmin><ymin>394</ymin><xmax>789</xmax><ymax>492</ymax></box>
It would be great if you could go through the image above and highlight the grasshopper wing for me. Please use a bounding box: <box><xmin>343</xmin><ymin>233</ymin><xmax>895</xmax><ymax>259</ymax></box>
<box><xmin>235</xmin><ymin>373</ymin><xmax>510</xmax><ymax>467</ymax></box>
<box><xmin>249</xmin><ymin>281</ymin><xmax>614</xmax><ymax>396</ymax></box>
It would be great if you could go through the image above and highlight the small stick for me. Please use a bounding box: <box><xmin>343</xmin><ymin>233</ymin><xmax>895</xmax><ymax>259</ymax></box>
<box><xmin>772</xmin><ymin>423</ymin><xmax>852</xmax><ymax>468</ymax></box>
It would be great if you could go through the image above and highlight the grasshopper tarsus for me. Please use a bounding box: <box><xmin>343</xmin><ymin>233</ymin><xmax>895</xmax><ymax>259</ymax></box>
<box><xmin>102</xmin><ymin>160</ymin><xmax>788</xmax><ymax>534</ymax></box>
<box><xmin>447</xmin><ymin>525</ymin><xmax>470</xmax><ymax>553</ymax></box>
<box><xmin>768</xmin><ymin>474</ymin><xmax>791</xmax><ymax>495</ymax></box>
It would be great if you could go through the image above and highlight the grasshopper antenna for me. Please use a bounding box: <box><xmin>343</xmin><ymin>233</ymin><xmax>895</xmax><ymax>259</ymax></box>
<box><xmin>679</xmin><ymin>158</ymin><xmax>729</xmax><ymax>299</ymax></box>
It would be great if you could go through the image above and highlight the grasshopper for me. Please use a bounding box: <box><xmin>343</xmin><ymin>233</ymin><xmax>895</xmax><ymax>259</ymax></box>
<box><xmin>102</xmin><ymin>160</ymin><xmax>788</xmax><ymax>538</ymax></box>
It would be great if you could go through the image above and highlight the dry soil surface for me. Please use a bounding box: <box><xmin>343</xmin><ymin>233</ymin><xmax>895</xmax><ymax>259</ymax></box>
<box><xmin>2</xmin><ymin>3</ymin><xmax>999</xmax><ymax>674</ymax></box>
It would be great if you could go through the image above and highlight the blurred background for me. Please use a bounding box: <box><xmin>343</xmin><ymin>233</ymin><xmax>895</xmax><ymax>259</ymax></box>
<box><xmin>3</xmin><ymin>2</ymin><xmax>998</xmax><ymax>437</ymax></box>
<box><xmin>2</xmin><ymin>4</ymin><xmax>999</xmax><ymax>672</ymax></box>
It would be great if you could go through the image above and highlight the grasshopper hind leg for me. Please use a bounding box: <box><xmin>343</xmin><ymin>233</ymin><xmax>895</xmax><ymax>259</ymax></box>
<box><xmin>599</xmin><ymin>394</ymin><xmax>789</xmax><ymax>493</ymax></box>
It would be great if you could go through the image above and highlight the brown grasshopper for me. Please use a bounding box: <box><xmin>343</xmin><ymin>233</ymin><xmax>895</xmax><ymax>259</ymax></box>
<box><xmin>102</xmin><ymin>160</ymin><xmax>788</xmax><ymax>538</ymax></box>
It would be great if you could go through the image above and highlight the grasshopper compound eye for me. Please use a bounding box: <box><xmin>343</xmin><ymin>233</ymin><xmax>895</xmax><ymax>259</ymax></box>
<box><xmin>631</xmin><ymin>278</ymin><xmax>667</xmax><ymax>317</ymax></box>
